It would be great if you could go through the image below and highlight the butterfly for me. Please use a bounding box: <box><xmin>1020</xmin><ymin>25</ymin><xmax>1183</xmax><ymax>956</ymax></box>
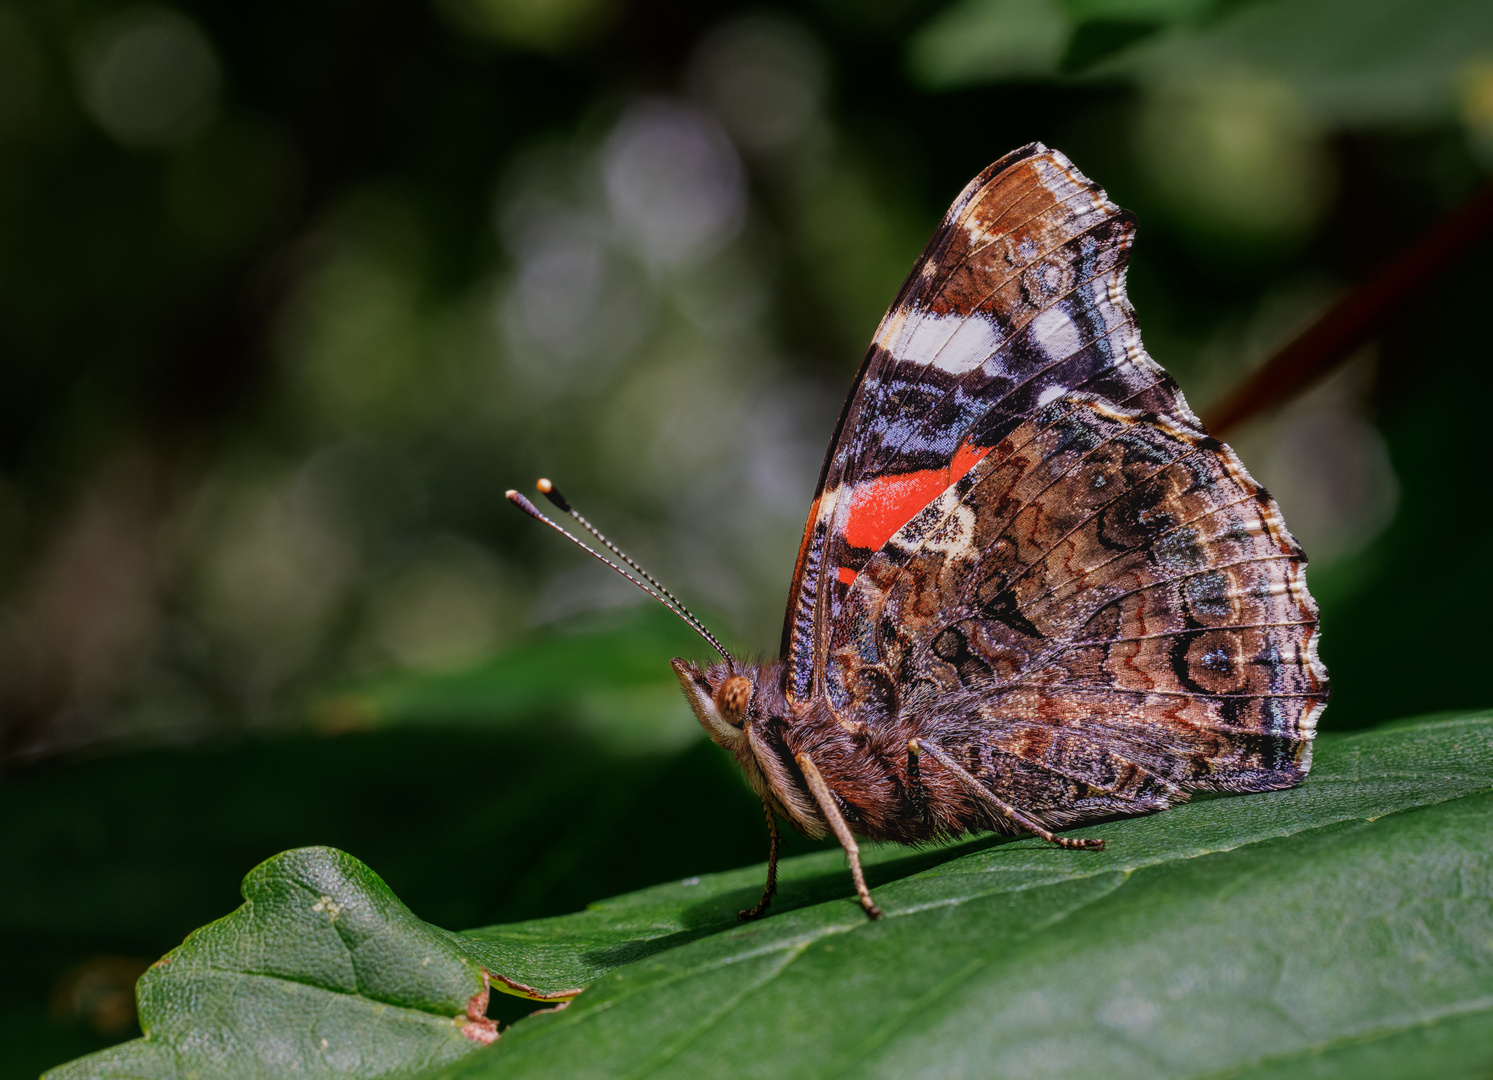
<box><xmin>511</xmin><ymin>143</ymin><xmax>1329</xmax><ymax>920</ymax></box>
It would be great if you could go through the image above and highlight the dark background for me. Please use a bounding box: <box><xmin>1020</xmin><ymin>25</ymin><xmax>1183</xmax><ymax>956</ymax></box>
<box><xmin>3</xmin><ymin>0</ymin><xmax>1491</xmax><ymax>1073</ymax></box>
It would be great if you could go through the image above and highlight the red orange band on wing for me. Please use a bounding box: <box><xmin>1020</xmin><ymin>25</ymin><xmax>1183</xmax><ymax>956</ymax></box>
<box><xmin>837</xmin><ymin>441</ymin><xmax>992</xmax><ymax>582</ymax></box>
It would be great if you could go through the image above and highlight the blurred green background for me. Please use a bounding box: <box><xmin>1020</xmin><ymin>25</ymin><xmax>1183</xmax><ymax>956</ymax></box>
<box><xmin>3</xmin><ymin>0</ymin><xmax>1492</xmax><ymax>1074</ymax></box>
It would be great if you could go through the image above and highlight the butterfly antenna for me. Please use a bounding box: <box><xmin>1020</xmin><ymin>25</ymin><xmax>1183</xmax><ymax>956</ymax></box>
<box><xmin>536</xmin><ymin>479</ymin><xmax>703</xmax><ymax>629</ymax></box>
<box><xmin>506</xmin><ymin>483</ymin><xmax>733</xmax><ymax>664</ymax></box>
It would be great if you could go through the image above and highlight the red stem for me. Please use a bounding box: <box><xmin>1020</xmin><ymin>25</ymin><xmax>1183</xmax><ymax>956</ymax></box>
<box><xmin>1204</xmin><ymin>179</ymin><xmax>1493</xmax><ymax>437</ymax></box>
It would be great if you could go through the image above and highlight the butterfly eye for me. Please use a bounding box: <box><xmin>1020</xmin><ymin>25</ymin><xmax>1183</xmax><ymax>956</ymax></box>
<box><xmin>713</xmin><ymin>676</ymin><xmax>753</xmax><ymax>726</ymax></box>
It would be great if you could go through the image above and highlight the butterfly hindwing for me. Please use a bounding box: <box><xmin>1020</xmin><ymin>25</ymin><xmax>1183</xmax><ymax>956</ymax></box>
<box><xmin>782</xmin><ymin>144</ymin><xmax>1200</xmax><ymax>703</ymax></box>
<box><xmin>824</xmin><ymin>393</ymin><xmax>1325</xmax><ymax>816</ymax></box>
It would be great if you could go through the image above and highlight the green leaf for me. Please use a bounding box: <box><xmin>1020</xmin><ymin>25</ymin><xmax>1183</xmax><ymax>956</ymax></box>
<box><xmin>909</xmin><ymin>0</ymin><xmax>1493</xmax><ymax>131</ymax></box>
<box><xmin>907</xmin><ymin>0</ymin><xmax>1073</xmax><ymax>88</ymax></box>
<box><xmin>1107</xmin><ymin>0</ymin><xmax>1493</xmax><ymax>128</ymax></box>
<box><xmin>433</xmin><ymin>712</ymin><xmax>1493</xmax><ymax>1079</ymax></box>
<box><xmin>43</xmin><ymin>848</ymin><xmax>499</xmax><ymax>1080</ymax></box>
<box><xmin>48</xmin><ymin>713</ymin><xmax>1493</xmax><ymax>1079</ymax></box>
<box><xmin>905</xmin><ymin>0</ymin><xmax>1224</xmax><ymax>88</ymax></box>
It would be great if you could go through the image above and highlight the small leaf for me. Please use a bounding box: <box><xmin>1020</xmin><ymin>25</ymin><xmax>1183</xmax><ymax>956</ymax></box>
<box><xmin>45</xmin><ymin>848</ymin><xmax>498</xmax><ymax>1080</ymax></box>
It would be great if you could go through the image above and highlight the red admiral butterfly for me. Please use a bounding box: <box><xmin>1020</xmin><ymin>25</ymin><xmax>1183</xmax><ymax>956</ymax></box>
<box><xmin>509</xmin><ymin>143</ymin><xmax>1328</xmax><ymax>920</ymax></box>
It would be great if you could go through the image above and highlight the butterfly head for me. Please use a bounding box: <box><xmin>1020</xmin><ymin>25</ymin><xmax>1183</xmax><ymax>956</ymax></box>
<box><xmin>671</xmin><ymin>655</ymin><xmax>822</xmax><ymax>839</ymax></box>
<box><xmin>670</xmin><ymin>657</ymin><xmax>757</xmax><ymax>748</ymax></box>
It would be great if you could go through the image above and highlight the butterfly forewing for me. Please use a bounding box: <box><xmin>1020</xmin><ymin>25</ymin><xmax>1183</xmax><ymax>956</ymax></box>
<box><xmin>782</xmin><ymin>144</ymin><xmax>1203</xmax><ymax>704</ymax></box>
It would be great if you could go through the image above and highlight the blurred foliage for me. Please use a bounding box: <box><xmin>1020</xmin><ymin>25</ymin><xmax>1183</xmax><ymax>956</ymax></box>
<box><xmin>1</xmin><ymin>0</ymin><xmax>1490</xmax><ymax>756</ymax></box>
<box><xmin>1</xmin><ymin>0</ymin><xmax>1491</xmax><ymax>1073</ymax></box>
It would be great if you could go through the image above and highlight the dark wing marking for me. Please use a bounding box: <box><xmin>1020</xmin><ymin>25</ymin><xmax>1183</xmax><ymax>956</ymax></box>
<box><xmin>780</xmin><ymin>144</ymin><xmax>1199</xmax><ymax>703</ymax></box>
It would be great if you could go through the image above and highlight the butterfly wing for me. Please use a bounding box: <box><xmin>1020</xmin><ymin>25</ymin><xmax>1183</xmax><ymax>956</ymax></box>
<box><xmin>827</xmin><ymin>394</ymin><xmax>1326</xmax><ymax>813</ymax></box>
<box><xmin>782</xmin><ymin>143</ymin><xmax>1198</xmax><ymax>704</ymax></box>
<box><xmin>786</xmin><ymin>144</ymin><xmax>1325</xmax><ymax>813</ymax></box>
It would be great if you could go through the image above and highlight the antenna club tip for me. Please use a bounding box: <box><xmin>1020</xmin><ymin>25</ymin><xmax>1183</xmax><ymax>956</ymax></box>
<box><xmin>537</xmin><ymin>479</ymin><xmax>572</xmax><ymax>512</ymax></box>
<box><xmin>505</xmin><ymin>490</ymin><xmax>541</xmax><ymax>517</ymax></box>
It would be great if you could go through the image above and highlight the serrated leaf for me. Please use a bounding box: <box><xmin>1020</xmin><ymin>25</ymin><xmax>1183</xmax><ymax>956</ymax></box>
<box><xmin>47</xmin><ymin>714</ymin><xmax>1493</xmax><ymax>1079</ymax></box>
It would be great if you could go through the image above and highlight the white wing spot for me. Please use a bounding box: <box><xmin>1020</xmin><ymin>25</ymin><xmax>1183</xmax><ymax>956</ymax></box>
<box><xmin>891</xmin><ymin>308</ymin><xmax>1002</xmax><ymax>375</ymax></box>
<box><xmin>1030</xmin><ymin>305</ymin><xmax>1082</xmax><ymax>362</ymax></box>
<box><xmin>1037</xmin><ymin>384</ymin><xmax>1068</xmax><ymax>407</ymax></box>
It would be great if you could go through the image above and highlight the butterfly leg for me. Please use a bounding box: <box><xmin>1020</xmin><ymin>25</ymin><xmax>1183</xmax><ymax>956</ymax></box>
<box><xmin>795</xmin><ymin>751</ymin><xmax>882</xmax><ymax>919</ymax></box>
<box><xmin>909</xmin><ymin>739</ymin><xmax>1105</xmax><ymax>851</ymax></box>
<box><xmin>738</xmin><ymin>801</ymin><xmax>781</xmax><ymax>922</ymax></box>
<box><xmin>905</xmin><ymin>739</ymin><xmax>929</xmax><ymax>822</ymax></box>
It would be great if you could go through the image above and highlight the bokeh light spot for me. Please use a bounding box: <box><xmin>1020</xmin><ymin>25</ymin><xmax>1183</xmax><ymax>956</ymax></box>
<box><xmin>1137</xmin><ymin>73</ymin><xmax>1334</xmax><ymax>244</ymax></box>
<box><xmin>75</xmin><ymin>6</ymin><xmax>220</xmax><ymax>149</ymax></box>
<box><xmin>688</xmin><ymin>15</ymin><xmax>828</xmax><ymax>157</ymax></box>
<box><xmin>438</xmin><ymin>0</ymin><xmax>615</xmax><ymax>53</ymax></box>
<box><xmin>602</xmin><ymin>100</ymin><xmax>746</xmax><ymax>269</ymax></box>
